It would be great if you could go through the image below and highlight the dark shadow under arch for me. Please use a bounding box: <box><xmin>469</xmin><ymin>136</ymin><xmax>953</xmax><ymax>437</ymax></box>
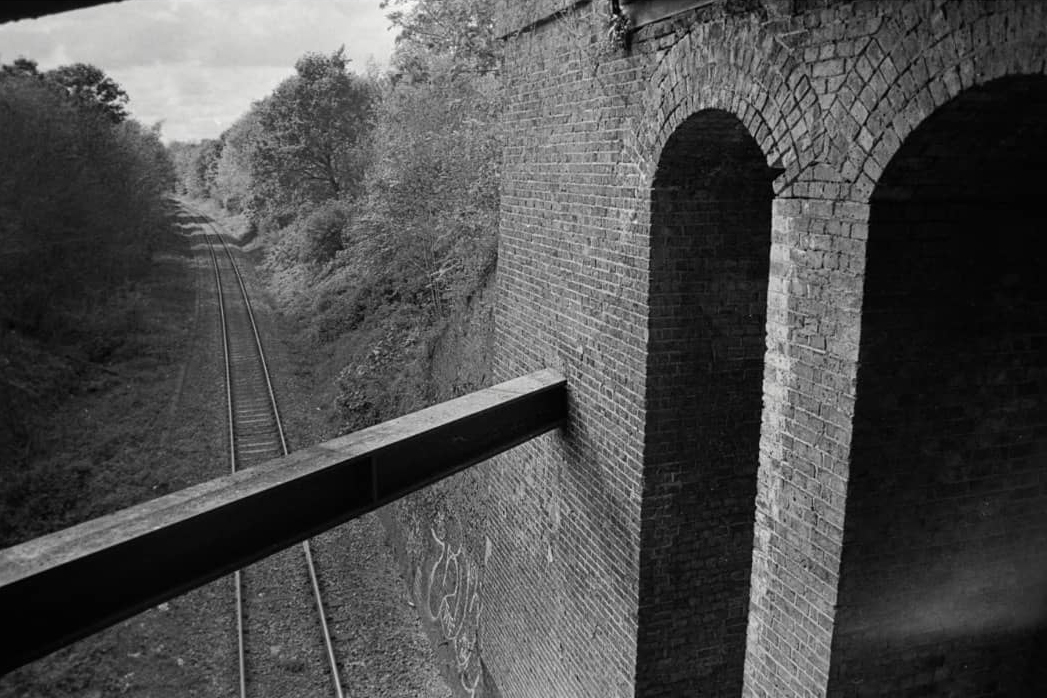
<box><xmin>636</xmin><ymin>109</ymin><xmax>773</xmax><ymax>697</ymax></box>
<box><xmin>829</xmin><ymin>75</ymin><xmax>1047</xmax><ymax>696</ymax></box>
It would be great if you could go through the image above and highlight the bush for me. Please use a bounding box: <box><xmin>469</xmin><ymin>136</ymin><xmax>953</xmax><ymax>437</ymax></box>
<box><xmin>299</xmin><ymin>201</ymin><xmax>350</xmax><ymax>265</ymax></box>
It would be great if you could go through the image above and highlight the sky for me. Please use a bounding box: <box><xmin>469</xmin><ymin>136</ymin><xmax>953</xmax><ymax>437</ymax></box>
<box><xmin>0</xmin><ymin>0</ymin><xmax>400</xmax><ymax>142</ymax></box>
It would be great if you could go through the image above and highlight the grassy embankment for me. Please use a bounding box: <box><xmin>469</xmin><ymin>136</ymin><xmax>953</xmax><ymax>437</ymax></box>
<box><xmin>0</xmin><ymin>206</ymin><xmax>215</xmax><ymax>547</ymax></box>
<box><xmin>0</xmin><ymin>207</ymin><xmax>246</xmax><ymax>698</ymax></box>
<box><xmin>196</xmin><ymin>197</ymin><xmax>499</xmax><ymax>698</ymax></box>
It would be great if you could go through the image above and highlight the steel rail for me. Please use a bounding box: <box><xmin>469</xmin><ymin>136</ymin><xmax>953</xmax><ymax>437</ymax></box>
<box><xmin>199</xmin><ymin>206</ymin><xmax>345</xmax><ymax>698</ymax></box>
<box><xmin>203</xmin><ymin>227</ymin><xmax>248</xmax><ymax>698</ymax></box>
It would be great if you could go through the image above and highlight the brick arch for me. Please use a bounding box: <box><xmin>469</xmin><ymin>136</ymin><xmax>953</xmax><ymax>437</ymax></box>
<box><xmin>637</xmin><ymin>105</ymin><xmax>775</xmax><ymax>697</ymax></box>
<box><xmin>634</xmin><ymin>18</ymin><xmax>816</xmax><ymax>191</ymax></box>
<box><xmin>836</xmin><ymin>2</ymin><xmax>1047</xmax><ymax>203</ymax></box>
<box><xmin>830</xmin><ymin>71</ymin><xmax>1047</xmax><ymax>696</ymax></box>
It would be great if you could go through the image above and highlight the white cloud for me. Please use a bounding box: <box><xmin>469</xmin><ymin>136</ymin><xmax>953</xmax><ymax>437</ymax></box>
<box><xmin>0</xmin><ymin>0</ymin><xmax>399</xmax><ymax>141</ymax></box>
<box><xmin>114</xmin><ymin>62</ymin><xmax>296</xmax><ymax>142</ymax></box>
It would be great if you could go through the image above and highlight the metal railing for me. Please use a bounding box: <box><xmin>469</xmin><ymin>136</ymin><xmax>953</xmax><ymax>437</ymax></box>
<box><xmin>0</xmin><ymin>369</ymin><xmax>567</xmax><ymax>675</ymax></box>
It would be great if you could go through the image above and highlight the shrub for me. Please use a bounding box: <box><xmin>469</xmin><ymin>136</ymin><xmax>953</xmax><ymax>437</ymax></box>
<box><xmin>299</xmin><ymin>201</ymin><xmax>350</xmax><ymax>265</ymax></box>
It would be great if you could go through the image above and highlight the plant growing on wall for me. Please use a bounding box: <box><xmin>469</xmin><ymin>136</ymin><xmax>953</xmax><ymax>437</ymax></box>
<box><xmin>604</xmin><ymin>0</ymin><xmax>632</xmax><ymax>54</ymax></box>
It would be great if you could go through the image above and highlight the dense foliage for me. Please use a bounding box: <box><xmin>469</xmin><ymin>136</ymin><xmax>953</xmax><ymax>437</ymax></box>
<box><xmin>0</xmin><ymin>59</ymin><xmax>178</xmax><ymax>512</ymax></box>
<box><xmin>0</xmin><ymin>59</ymin><xmax>174</xmax><ymax>339</ymax></box>
<box><xmin>172</xmin><ymin>2</ymin><xmax>502</xmax><ymax>429</ymax></box>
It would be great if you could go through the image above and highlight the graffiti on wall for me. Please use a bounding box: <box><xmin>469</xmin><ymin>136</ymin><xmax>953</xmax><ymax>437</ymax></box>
<box><xmin>426</xmin><ymin>526</ymin><xmax>490</xmax><ymax>697</ymax></box>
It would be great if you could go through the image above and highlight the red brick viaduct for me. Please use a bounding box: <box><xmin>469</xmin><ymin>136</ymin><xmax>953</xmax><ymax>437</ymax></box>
<box><xmin>396</xmin><ymin>1</ymin><xmax>1047</xmax><ymax>696</ymax></box>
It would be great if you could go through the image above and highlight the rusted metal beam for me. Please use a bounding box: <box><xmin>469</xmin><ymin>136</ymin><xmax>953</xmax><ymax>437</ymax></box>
<box><xmin>0</xmin><ymin>369</ymin><xmax>567</xmax><ymax>675</ymax></box>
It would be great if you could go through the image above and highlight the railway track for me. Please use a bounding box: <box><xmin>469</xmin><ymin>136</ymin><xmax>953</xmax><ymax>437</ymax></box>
<box><xmin>192</xmin><ymin>203</ymin><xmax>344</xmax><ymax>698</ymax></box>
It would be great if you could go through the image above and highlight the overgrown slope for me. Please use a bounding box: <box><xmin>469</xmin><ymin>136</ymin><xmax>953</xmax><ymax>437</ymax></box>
<box><xmin>169</xmin><ymin>5</ymin><xmax>502</xmax><ymax>694</ymax></box>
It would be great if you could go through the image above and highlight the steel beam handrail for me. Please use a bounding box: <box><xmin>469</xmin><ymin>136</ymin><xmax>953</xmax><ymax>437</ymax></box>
<box><xmin>0</xmin><ymin>369</ymin><xmax>567</xmax><ymax>675</ymax></box>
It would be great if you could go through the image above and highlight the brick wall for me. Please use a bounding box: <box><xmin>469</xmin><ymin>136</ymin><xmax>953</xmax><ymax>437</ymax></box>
<box><xmin>486</xmin><ymin>6</ymin><xmax>650</xmax><ymax>694</ymax></box>
<box><xmin>390</xmin><ymin>2</ymin><xmax>1047</xmax><ymax>696</ymax></box>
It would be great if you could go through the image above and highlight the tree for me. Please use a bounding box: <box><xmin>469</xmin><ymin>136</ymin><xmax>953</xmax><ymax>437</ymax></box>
<box><xmin>167</xmin><ymin>139</ymin><xmax>222</xmax><ymax>200</ymax></box>
<box><xmin>381</xmin><ymin>0</ymin><xmax>500</xmax><ymax>77</ymax></box>
<box><xmin>1</xmin><ymin>57</ymin><xmax>41</xmax><ymax>79</ymax></box>
<box><xmin>252</xmin><ymin>47</ymin><xmax>376</xmax><ymax>208</ymax></box>
<box><xmin>353</xmin><ymin>54</ymin><xmax>501</xmax><ymax>316</ymax></box>
<box><xmin>46</xmin><ymin>63</ymin><xmax>129</xmax><ymax>123</ymax></box>
<box><xmin>213</xmin><ymin>111</ymin><xmax>262</xmax><ymax>212</ymax></box>
<box><xmin>0</xmin><ymin>68</ymin><xmax>174</xmax><ymax>334</ymax></box>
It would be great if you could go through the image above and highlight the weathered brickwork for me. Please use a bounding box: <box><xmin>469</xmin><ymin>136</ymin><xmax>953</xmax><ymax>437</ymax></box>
<box><xmin>396</xmin><ymin>2</ymin><xmax>1047</xmax><ymax>696</ymax></box>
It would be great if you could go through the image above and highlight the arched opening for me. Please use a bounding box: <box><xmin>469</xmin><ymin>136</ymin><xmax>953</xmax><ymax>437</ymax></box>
<box><xmin>637</xmin><ymin>109</ymin><xmax>773</xmax><ymax>696</ymax></box>
<box><xmin>829</xmin><ymin>76</ymin><xmax>1047</xmax><ymax>695</ymax></box>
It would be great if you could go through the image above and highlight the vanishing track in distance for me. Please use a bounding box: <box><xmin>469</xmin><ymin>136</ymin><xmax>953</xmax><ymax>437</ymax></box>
<box><xmin>193</xmin><ymin>203</ymin><xmax>344</xmax><ymax>698</ymax></box>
